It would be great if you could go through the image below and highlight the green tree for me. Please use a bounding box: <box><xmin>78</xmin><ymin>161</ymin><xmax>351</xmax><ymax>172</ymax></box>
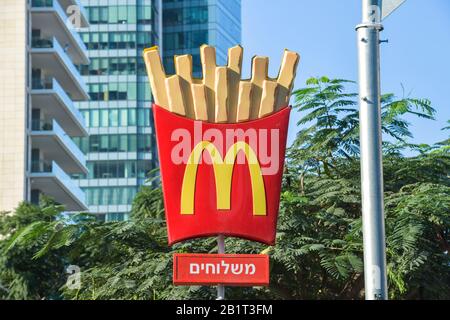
<box><xmin>277</xmin><ymin>77</ymin><xmax>448</xmax><ymax>299</ymax></box>
<box><xmin>3</xmin><ymin>77</ymin><xmax>449</xmax><ymax>300</ymax></box>
<box><xmin>0</xmin><ymin>198</ymin><xmax>67</xmax><ymax>299</ymax></box>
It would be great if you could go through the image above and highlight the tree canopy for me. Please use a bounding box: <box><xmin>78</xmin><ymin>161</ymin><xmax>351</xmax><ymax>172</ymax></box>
<box><xmin>1</xmin><ymin>77</ymin><xmax>448</xmax><ymax>300</ymax></box>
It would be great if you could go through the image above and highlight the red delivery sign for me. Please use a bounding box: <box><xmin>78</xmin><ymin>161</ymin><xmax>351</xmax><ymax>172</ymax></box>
<box><xmin>173</xmin><ymin>254</ymin><xmax>270</xmax><ymax>286</ymax></box>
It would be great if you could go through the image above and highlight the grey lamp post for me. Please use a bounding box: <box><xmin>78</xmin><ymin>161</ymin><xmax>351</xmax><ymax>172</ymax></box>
<box><xmin>356</xmin><ymin>0</ymin><xmax>406</xmax><ymax>300</ymax></box>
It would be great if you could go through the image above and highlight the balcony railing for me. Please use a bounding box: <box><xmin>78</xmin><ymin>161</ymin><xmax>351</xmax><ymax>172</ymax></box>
<box><xmin>31</xmin><ymin>37</ymin><xmax>53</xmax><ymax>49</ymax></box>
<box><xmin>30</xmin><ymin>160</ymin><xmax>87</xmax><ymax>208</ymax></box>
<box><xmin>31</xmin><ymin>159</ymin><xmax>53</xmax><ymax>173</ymax></box>
<box><xmin>31</xmin><ymin>119</ymin><xmax>86</xmax><ymax>169</ymax></box>
<box><xmin>31</xmin><ymin>36</ymin><xmax>88</xmax><ymax>97</ymax></box>
<box><xmin>31</xmin><ymin>78</ymin><xmax>86</xmax><ymax>136</ymax></box>
<box><xmin>31</xmin><ymin>119</ymin><xmax>53</xmax><ymax>131</ymax></box>
<box><xmin>32</xmin><ymin>77</ymin><xmax>53</xmax><ymax>90</ymax></box>
<box><xmin>30</xmin><ymin>0</ymin><xmax>89</xmax><ymax>64</ymax></box>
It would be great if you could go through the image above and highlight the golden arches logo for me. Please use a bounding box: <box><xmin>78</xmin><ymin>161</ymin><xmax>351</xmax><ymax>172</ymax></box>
<box><xmin>180</xmin><ymin>141</ymin><xmax>266</xmax><ymax>216</ymax></box>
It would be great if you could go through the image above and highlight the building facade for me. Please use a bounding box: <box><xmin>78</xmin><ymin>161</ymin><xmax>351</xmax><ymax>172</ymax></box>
<box><xmin>162</xmin><ymin>0</ymin><xmax>241</xmax><ymax>77</ymax></box>
<box><xmin>0</xmin><ymin>0</ymin><xmax>90</xmax><ymax>212</ymax></box>
<box><xmin>75</xmin><ymin>0</ymin><xmax>241</xmax><ymax>221</ymax></box>
<box><xmin>73</xmin><ymin>0</ymin><xmax>161</xmax><ymax>221</ymax></box>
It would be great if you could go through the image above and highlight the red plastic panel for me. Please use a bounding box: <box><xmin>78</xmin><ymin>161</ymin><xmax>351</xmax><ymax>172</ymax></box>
<box><xmin>153</xmin><ymin>105</ymin><xmax>290</xmax><ymax>245</ymax></box>
<box><xmin>173</xmin><ymin>253</ymin><xmax>269</xmax><ymax>286</ymax></box>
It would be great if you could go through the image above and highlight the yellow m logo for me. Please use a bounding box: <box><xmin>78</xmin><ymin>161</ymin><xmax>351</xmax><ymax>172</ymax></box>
<box><xmin>180</xmin><ymin>141</ymin><xmax>266</xmax><ymax>216</ymax></box>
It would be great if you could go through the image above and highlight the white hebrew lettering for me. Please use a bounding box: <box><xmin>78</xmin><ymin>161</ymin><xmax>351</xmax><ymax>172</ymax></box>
<box><xmin>245</xmin><ymin>263</ymin><xmax>256</xmax><ymax>275</ymax></box>
<box><xmin>231</xmin><ymin>264</ymin><xmax>243</xmax><ymax>275</ymax></box>
<box><xmin>190</xmin><ymin>263</ymin><xmax>200</xmax><ymax>274</ymax></box>
<box><xmin>205</xmin><ymin>263</ymin><xmax>216</xmax><ymax>274</ymax></box>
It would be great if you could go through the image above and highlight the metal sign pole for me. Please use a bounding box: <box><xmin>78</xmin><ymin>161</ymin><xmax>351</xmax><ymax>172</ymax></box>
<box><xmin>217</xmin><ymin>234</ymin><xmax>225</xmax><ymax>300</ymax></box>
<box><xmin>356</xmin><ymin>0</ymin><xmax>388</xmax><ymax>300</ymax></box>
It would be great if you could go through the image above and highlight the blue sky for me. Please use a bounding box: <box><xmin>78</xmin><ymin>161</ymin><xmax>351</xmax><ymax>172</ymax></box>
<box><xmin>241</xmin><ymin>0</ymin><xmax>450</xmax><ymax>147</ymax></box>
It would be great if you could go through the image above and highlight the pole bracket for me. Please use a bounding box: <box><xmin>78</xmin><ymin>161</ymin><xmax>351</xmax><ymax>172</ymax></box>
<box><xmin>355</xmin><ymin>23</ymin><xmax>384</xmax><ymax>31</ymax></box>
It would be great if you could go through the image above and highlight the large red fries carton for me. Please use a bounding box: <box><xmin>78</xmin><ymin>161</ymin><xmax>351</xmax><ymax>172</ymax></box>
<box><xmin>153</xmin><ymin>104</ymin><xmax>290</xmax><ymax>245</ymax></box>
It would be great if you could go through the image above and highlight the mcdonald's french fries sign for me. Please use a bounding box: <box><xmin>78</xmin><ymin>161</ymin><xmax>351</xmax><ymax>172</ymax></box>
<box><xmin>144</xmin><ymin>45</ymin><xmax>299</xmax><ymax>287</ymax></box>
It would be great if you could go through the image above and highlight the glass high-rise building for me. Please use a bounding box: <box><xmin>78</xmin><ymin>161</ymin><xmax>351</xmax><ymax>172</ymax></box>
<box><xmin>73</xmin><ymin>0</ymin><xmax>161</xmax><ymax>221</ymax></box>
<box><xmin>162</xmin><ymin>0</ymin><xmax>241</xmax><ymax>76</ymax></box>
<box><xmin>74</xmin><ymin>0</ymin><xmax>241</xmax><ymax>221</ymax></box>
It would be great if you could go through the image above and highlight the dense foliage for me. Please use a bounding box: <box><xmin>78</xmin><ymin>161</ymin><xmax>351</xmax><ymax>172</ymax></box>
<box><xmin>1</xmin><ymin>77</ymin><xmax>448</xmax><ymax>300</ymax></box>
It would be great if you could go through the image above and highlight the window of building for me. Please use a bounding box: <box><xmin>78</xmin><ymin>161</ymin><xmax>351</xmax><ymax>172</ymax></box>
<box><xmin>105</xmin><ymin>213</ymin><xmax>129</xmax><ymax>222</ymax></box>
<box><xmin>137</xmin><ymin>82</ymin><xmax>151</xmax><ymax>101</ymax></box>
<box><xmin>89</xmin><ymin>7</ymin><xmax>99</xmax><ymax>24</ymax></box>
<box><xmin>109</xmin><ymin>135</ymin><xmax>119</xmax><ymax>152</ymax></box>
<box><xmin>79</xmin><ymin>108</ymin><xmax>152</xmax><ymax>129</ymax></box>
<box><xmin>137</xmin><ymin>160</ymin><xmax>152</xmax><ymax>178</ymax></box>
<box><xmin>163</xmin><ymin>8</ymin><xmax>182</xmax><ymax>26</ymax></box>
<box><xmin>118</xmin><ymin>6</ymin><xmax>128</xmax><ymax>24</ymax></box>
<box><xmin>137</xmin><ymin>32</ymin><xmax>152</xmax><ymax>50</ymax></box>
<box><xmin>81</xmin><ymin>31</ymin><xmax>149</xmax><ymax>51</ymax></box>
<box><xmin>163</xmin><ymin>6</ymin><xmax>208</xmax><ymax>26</ymax></box>
<box><xmin>137</xmin><ymin>134</ymin><xmax>152</xmax><ymax>153</ymax></box>
<box><xmin>108</xmin><ymin>6</ymin><xmax>118</xmax><ymax>24</ymax></box>
<box><xmin>84</xmin><ymin>160</ymin><xmax>146</xmax><ymax>179</ymax></box>
<box><xmin>99</xmin><ymin>7</ymin><xmax>108</xmax><ymax>23</ymax></box>
<box><xmin>74</xmin><ymin>136</ymin><xmax>89</xmax><ymax>155</ymax></box>
<box><xmin>119</xmin><ymin>135</ymin><xmax>128</xmax><ymax>152</ymax></box>
<box><xmin>81</xmin><ymin>110</ymin><xmax>90</xmax><ymax>128</ymax></box>
<box><xmin>84</xmin><ymin>187</ymin><xmax>138</xmax><ymax>206</ymax></box>
<box><xmin>128</xmin><ymin>6</ymin><xmax>136</xmax><ymax>24</ymax></box>
<box><xmin>109</xmin><ymin>109</ymin><xmax>119</xmax><ymax>127</ymax></box>
<box><xmin>138</xmin><ymin>5</ymin><xmax>152</xmax><ymax>24</ymax></box>
<box><xmin>78</xmin><ymin>134</ymin><xmax>152</xmax><ymax>153</ymax></box>
<box><xmin>187</xmin><ymin>6</ymin><xmax>208</xmax><ymax>25</ymax></box>
<box><xmin>100</xmin><ymin>109</ymin><xmax>108</xmax><ymax>127</ymax></box>
<box><xmin>90</xmin><ymin>109</ymin><xmax>99</xmax><ymax>127</ymax></box>
<box><xmin>88</xmin><ymin>83</ymin><xmax>107</xmax><ymax>101</ymax></box>
<box><xmin>99</xmin><ymin>135</ymin><xmax>109</xmax><ymax>152</ymax></box>
<box><xmin>88</xmin><ymin>5</ymin><xmax>153</xmax><ymax>25</ymax></box>
<box><xmin>89</xmin><ymin>83</ymin><xmax>138</xmax><ymax>101</ymax></box>
<box><xmin>128</xmin><ymin>135</ymin><xmax>137</xmax><ymax>152</ymax></box>
<box><xmin>89</xmin><ymin>135</ymin><xmax>99</xmax><ymax>152</ymax></box>
<box><xmin>119</xmin><ymin>109</ymin><xmax>128</xmax><ymax>126</ymax></box>
<box><xmin>128</xmin><ymin>109</ymin><xmax>137</xmax><ymax>126</ymax></box>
